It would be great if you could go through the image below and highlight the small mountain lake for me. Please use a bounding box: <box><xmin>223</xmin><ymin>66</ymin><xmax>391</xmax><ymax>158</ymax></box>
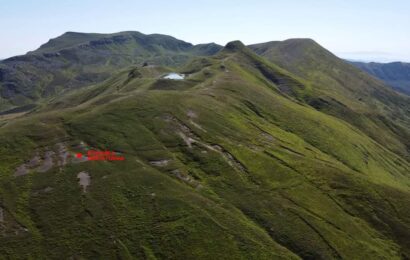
<box><xmin>163</xmin><ymin>73</ymin><xmax>185</xmax><ymax>80</ymax></box>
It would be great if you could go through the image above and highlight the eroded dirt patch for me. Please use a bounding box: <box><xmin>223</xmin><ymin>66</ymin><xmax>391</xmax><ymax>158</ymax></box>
<box><xmin>26</xmin><ymin>155</ymin><xmax>41</xmax><ymax>168</ymax></box>
<box><xmin>187</xmin><ymin>110</ymin><xmax>197</xmax><ymax>118</ymax></box>
<box><xmin>14</xmin><ymin>142</ymin><xmax>91</xmax><ymax>177</ymax></box>
<box><xmin>71</xmin><ymin>153</ymin><xmax>88</xmax><ymax>163</ymax></box>
<box><xmin>166</xmin><ymin>114</ymin><xmax>248</xmax><ymax>175</ymax></box>
<box><xmin>178</xmin><ymin>131</ymin><xmax>196</xmax><ymax>148</ymax></box>
<box><xmin>187</xmin><ymin>109</ymin><xmax>207</xmax><ymax>132</ymax></box>
<box><xmin>77</xmin><ymin>171</ymin><xmax>90</xmax><ymax>193</ymax></box>
<box><xmin>14</xmin><ymin>164</ymin><xmax>29</xmax><ymax>177</ymax></box>
<box><xmin>171</xmin><ymin>169</ymin><xmax>202</xmax><ymax>189</ymax></box>
<box><xmin>43</xmin><ymin>187</ymin><xmax>53</xmax><ymax>193</ymax></box>
<box><xmin>57</xmin><ymin>143</ymin><xmax>70</xmax><ymax>166</ymax></box>
<box><xmin>150</xmin><ymin>159</ymin><xmax>171</xmax><ymax>167</ymax></box>
<box><xmin>37</xmin><ymin>151</ymin><xmax>55</xmax><ymax>173</ymax></box>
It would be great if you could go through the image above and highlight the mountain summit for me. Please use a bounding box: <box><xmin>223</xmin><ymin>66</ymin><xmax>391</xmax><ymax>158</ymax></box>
<box><xmin>223</xmin><ymin>40</ymin><xmax>247</xmax><ymax>52</ymax></box>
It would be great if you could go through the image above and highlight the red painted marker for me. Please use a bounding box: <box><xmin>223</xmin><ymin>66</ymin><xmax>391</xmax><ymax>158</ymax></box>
<box><xmin>76</xmin><ymin>153</ymin><xmax>83</xmax><ymax>158</ymax></box>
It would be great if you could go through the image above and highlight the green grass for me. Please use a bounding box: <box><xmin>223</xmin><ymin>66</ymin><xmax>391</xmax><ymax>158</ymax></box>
<box><xmin>0</xmin><ymin>42</ymin><xmax>409</xmax><ymax>259</ymax></box>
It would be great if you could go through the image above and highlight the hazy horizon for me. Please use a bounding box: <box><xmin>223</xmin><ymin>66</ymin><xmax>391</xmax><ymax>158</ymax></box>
<box><xmin>1</xmin><ymin>0</ymin><xmax>409</xmax><ymax>62</ymax></box>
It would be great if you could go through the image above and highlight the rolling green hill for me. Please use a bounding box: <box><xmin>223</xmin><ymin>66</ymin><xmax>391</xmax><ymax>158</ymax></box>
<box><xmin>0</xmin><ymin>36</ymin><xmax>409</xmax><ymax>259</ymax></box>
<box><xmin>249</xmin><ymin>39</ymin><xmax>410</xmax><ymax>161</ymax></box>
<box><xmin>0</xmin><ymin>31</ymin><xmax>222</xmax><ymax>112</ymax></box>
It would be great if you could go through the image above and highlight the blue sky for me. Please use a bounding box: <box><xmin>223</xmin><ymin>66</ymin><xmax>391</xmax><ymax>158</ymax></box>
<box><xmin>1</xmin><ymin>0</ymin><xmax>409</xmax><ymax>62</ymax></box>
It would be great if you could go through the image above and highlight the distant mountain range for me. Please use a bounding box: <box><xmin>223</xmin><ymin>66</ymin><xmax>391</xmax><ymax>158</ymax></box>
<box><xmin>350</xmin><ymin>61</ymin><xmax>410</xmax><ymax>95</ymax></box>
<box><xmin>0</xmin><ymin>31</ymin><xmax>409</xmax><ymax>259</ymax></box>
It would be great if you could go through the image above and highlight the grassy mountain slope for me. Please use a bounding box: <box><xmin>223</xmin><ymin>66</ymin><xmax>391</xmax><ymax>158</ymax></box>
<box><xmin>0</xmin><ymin>31</ymin><xmax>222</xmax><ymax>111</ymax></box>
<box><xmin>249</xmin><ymin>39</ymin><xmax>410</xmax><ymax>161</ymax></box>
<box><xmin>351</xmin><ymin>61</ymin><xmax>410</xmax><ymax>95</ymax></box>
<box><xmin>0</xmin><ymin>41</ymin><xmax>409</xmax><ymax>259</ymax></box>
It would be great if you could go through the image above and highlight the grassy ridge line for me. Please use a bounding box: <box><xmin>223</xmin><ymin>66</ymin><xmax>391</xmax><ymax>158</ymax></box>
<box><xmin>249</xmin><ymin>39</ymin><xmax>410</xmax><ymax>161</ymax></box>
<box><xmin>0</xmin><ymin>31</ymin><xmax>223</xmax><ymax>112</ymax></box>
<box><xmin>0</xmin><ymin>42</ymin><xmax>408</xmax><ymax>258</ymax></box>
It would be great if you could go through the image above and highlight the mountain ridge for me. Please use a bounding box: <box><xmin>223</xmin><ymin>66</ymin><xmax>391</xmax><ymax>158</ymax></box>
<box><xmin>0</xmin><ymin>36</ymin><xmax>409</xmax><ymax>258</ymax></box>
<box><xmin>350</xmin><ymin>60</ymin><xmax>410</xmax><ymax>95</ymax></box>
<box><xmin>249</xmin><ymin>39</ymin><xmax>410</xmax><ymax>160</ymax></box>
<box><xmin>0</xmin><ymin>31</ymin><xmax>223</xmax><ymax>111</ymax></box>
